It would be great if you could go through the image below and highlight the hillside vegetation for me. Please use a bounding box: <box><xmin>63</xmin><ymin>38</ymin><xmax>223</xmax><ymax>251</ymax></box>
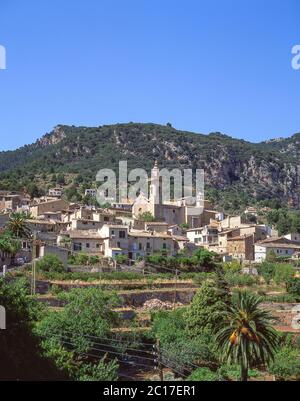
<box><xmin>0</xmin><ymin>123</ymin><xmax>300</xmax><ymax>208</ymax></box>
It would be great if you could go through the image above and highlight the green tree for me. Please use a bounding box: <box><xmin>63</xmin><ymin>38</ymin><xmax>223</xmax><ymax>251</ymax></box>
<box><xmin>37</xmin><ymin>255</ymin><xmax>65</xmax><ymax>273</ymax></box>
<box><xmin>215</xmin><ymin>292</ymin><xmax>278</xmax><ymax>381</ymax></box>
<box><xmin>185</xmin><ymin>281</ymin><xmax>227</xmax><ymax>336</ymax></box>
<box><xmin>151</xmin><ymin>308</ymin><xmax>218</xmax><ymax>373</ymax></box>
<box><xmin>26</xmin><ymin>182</ymin><xmax>41</xmax><ymax>199</ymax></box>
<box><xmin>274</xmin><ymin>264</ymin><xmax>294</xmax><ymax>288</ymax></box>
<box><xmin>56</xmin><ymin>173</ymin><xmax>65</xmax><ymax>185</ymax></box>
<box><xmin>0</xmin><ymin>278</ymin><xmax>67</xmax><ymax>380</ymax></box>
<box><xmin>138</xmin><ymin>211</ymin><xmax>155</xmax><ymax>222</ymax></box>
<box><xmin>193</xmin><ymin>248</ymin><xmax>216</xmax><ymax>270</ymax></box>
<box><xmin>258</xmin><ymin>261</ymin><xmax>275</xmax><ymax>284</ymax></box>
<box><xmin>36</xmin><ymin>288</ymin><xmax>121</xmax><ymax>353</ymax></box>
<box><xmin>286</xmin><ymin>277</ymin><xmax>300</xmax><ymax>297</ymax></box>
<box><xmin>291</xmin><ymin>211</ymin><xmax>300</xmax><ymax>234</ymax></box>
<box><xmin>0</xmin><ymin>233</ymin><xmax>21</xmax><ymax>265</ymax></box>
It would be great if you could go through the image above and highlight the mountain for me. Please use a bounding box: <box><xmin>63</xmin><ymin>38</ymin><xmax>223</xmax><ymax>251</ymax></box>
<box><xmin>0</xmin><ymin>123</ymin><xmax>300</xmax><ymax>209</ymax></box>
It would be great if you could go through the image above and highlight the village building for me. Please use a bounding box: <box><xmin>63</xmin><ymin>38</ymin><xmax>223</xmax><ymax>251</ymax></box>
<box><xmin>48</xmin><ymin>187</ymin><xmax>64</xmax><ymax>198</ymax></box>
<box><xmin>0</xmin><ymin>193</ymin><xmax>24</xmax><ymax>211</ymax></box>
<box><xmin>61</xmin><ymin>229</ymin><xmax>104</xmax><ymax>254</ymax></box>
<box><xmin>128</xmin><ymin>231</ymin><xmax>175</xmax><ymax>260</ymax></box>
<box><xmin>217</xmin><ymin>228</ymin><xmax>241</xmax><ymax>254</ymax></box>
<box><xmin>186</xmin><ymin>225</ymin><xmax>219</xmax><ymax>247</ymax></box>
<box><xmin>284</xmin><ymin>233</ymin><xmax>300</xmax><ymax>243</ymax></box>
<box><xmin>255</xmin><ymin>237</ymin><xmax>300</xmax><ymax>262</ymax></box>
<box><xmin>70</xmin><ymin>218</ymin><xmax>104</xmax><ymax>231</ymax></box>
<box><xmin>30</xmin><ymin>199</ymin><xmax>69</xmax><ymax>218</ymax></box>
<box><xmin>227</xmin><ymin>234</ymin><xmax>254</xmax><ymax>261</ymax></box>
<box><xmin>99</xmin><ymin>225</ymin><xmax>129</xmax><ymax>258</ymax></box>
<box><xmin>220</xmin><ymin>215</ymin><xmax>249</xmax><ymax>229</ymax></box>
<box><xmin>167</xmin><ymin>224</ymin><xmax>183</xmax><ymax>236</ymax></box>
<box><xmin>26</xmin><ymin>219</ymin><xmax>56</xmax><ymax>234</ymax></box>
<box><xmin>132</xmin><ymin>161</ymin><xmax>214</xmax><ymax>228</ymax></box>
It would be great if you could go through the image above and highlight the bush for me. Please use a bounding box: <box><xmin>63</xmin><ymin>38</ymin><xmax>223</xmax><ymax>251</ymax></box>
<box><xmin>76</xmin><ymin>253</ymin><xmax>89</xmax><ymax>265</ymax></box>
<box><xmin>36</xmin><ymin>255</ymin><xmax>65</xmax><ymax>273</ymax></box>
<box><xmin>218</xmin><ymin>365</ymin><xmax>259</xmax><ymax>381</ymax></box>
<box><xmin>36</xmin><ymin>287</ymin><xmax>121</xmax><ymax>354</ymax></box>
<box><xmin>269</xmin><ymin>347</ymin><xmax>300</xmax><ymax>380</ymax></box>
<box><xmin>224</xmin><ymin>272</ymin><xmax>259</xmax><ymax>287</ymax></box>
<box><xmin>286</xmin><ymin>277</ymin><xmax>300</xmax><ymax>297</ymax></box>
<box><xmin>257</xmin><ymin>261</ymin><xmax>276</xmax><ymax>284</ymax></box>
<box><xmin>188</xmin><ymin>367</ymin><xmax>218</xmax><ymax>381</ymax></box>
<box><xmin>89</xmin><ymin>255</ymin><xmax>100</xmax><ymax>265</ymax></box>
<box><xmin>264</xmin><ymin>293</ymin><xmax>299</xmax><ymax>303</ymax></box>
<box><xmin>222</xmin><ymin>260</ymin><xmax>241</xmax><ymax>273</ymax></box>
<box><xmin>115</xmin><ymin>254</ymin><xmax>128</xmax><ymax>264</ymax></box>
<box><xmin>274</xmin><ymin>264</ymin><xmax>294</xmax><ymax>286</ymax></box>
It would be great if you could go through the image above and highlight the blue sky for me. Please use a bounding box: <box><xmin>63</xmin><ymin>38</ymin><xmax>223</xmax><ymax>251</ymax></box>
<box><xmin>0</xmin><ymin>0</ymin><xmax>299</xmax><ymax>150</ymax></box>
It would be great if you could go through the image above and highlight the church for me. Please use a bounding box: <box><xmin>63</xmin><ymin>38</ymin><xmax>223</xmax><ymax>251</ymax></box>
<box><xmin>132</xmin><ymin>161</ymin><xmax>214</xmax><ymax>228</ymax></box>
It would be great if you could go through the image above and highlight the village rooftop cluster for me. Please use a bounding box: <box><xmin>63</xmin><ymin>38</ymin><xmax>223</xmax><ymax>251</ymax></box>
<box><xmin>1</xmin><ymin>162</ymin><xmax>300</xmax><ymax>271</ymax></box>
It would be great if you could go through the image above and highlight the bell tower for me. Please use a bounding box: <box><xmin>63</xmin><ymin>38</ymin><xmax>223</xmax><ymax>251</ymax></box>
<box><xmin>149</xmin><ymin>160</ymin><xmax>161</xmax><ymax>205</ymax></box>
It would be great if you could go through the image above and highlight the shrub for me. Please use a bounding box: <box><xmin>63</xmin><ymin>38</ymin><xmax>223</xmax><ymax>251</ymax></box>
<box><xmin>286</xmin><ymin>277</ymin><xmax>300</xmax><ymax>297</ymax></box>
<box><xmin>89</xmin><ymin>255</ymin><xmax>100</xmax><ymax>265</ymax></box>
<box><xmin>273</xmin><ymin>264</ymin><xmax>294</xmax><ymax>287</ymax></box>
<box><xmin>218</xmin><ymin>365</ymin><xmax>259</xmax><ymax>381</ymax></box>
<box><xmin>257</xmin><ymin>261</ymin><xmax>276</xmax><ymax>284</ymax></box>
<box><xmin>36</xmin><ymin>255</ymin><xmax>65</xmax><ymax>273</ymax></box>
<box><xmin>269</xmin><ymin>347</ymin><xmax>300</xmax><ymax>380</ymax></box>
<box><xmin>188</xmin><ymin>367</ymin><xmax>218</xmax><ymax>381</ymax></box>
<box><xmin>222</xmin><ymin>260</ymin><xmax>241</xmax><ymax>273</ymax></box>
<box><xmin>76</xmin><ymin>253</ymin><xmax>89</xmax><ymax>265</ymax></box>
<box><xmin>264</xmin><ymin>293</ymin><xmax>300</xmax><ymax>303</ymax></box>
<box><xmin>224</xmin><ymin>272</ymin><xmax>259</xmax><ymax>287</ymax></box>
<box><xmin>115</xmin><ymin>254</ymin><xmax>128</xmax><ymax>264</ymax></box>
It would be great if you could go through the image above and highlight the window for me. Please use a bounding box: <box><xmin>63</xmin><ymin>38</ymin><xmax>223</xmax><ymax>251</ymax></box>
<box><xmin>96</xmin><ymin>243</ymin><xmax>100</xmax><ymax>248</ymax></box>
<box><xmin>119</xmin><ymin>231</ymin><xmax>126</xmax><ymax>238</ymax></box>
<box><xmin>163</xmin><ymin>243</ymin><xmax>167</xmax><ymax>249</ymax></box>
<box><xmin>74</xmin><ymin>243</ymin><xmax>82</xmax><ymax>251</ymax></box>
<box><xmin>117</xmin><ymin>242</ymin><xmax>121</xmax><ymax>248</ymax></box>
<box><xmin>146</xmin><ymin>242</ymin><xmax>150</xmax><ymax>249</ymax></box>
<box><xmin>139</xmin><ymin>243</ymin><xmax>142</xmax><ymax>250</ymax></box>
<box><xmin>111</xmin><ymin>230</ymin><xmax>115</xmax><ymax>235</ymax></box>
<box><xmin>86</xmin><ymin>243</ymin><xmax>90</xmax><ymax>248</ymax></box>
<box><xmin>104</xmin><ymin>217</ymin><xmax>109</xmax><ymax>222</ymax></box>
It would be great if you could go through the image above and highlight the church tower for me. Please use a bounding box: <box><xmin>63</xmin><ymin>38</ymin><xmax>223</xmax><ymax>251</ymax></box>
<box><xmin>149</xmin><ymin>160</ymin><xmax>161</xmax><ymax>205</ymax></box>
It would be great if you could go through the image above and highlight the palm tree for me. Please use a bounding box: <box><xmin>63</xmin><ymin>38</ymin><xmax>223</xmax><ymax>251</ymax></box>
<box><xmin>215</xmin><ymin>292</ymin><xmax>279</xmax><ymax>381</ymax></box>
<box><xmin>6</xmin><ymin>212</ymin><xmax>31</xmax><ymax>238</ymax></box>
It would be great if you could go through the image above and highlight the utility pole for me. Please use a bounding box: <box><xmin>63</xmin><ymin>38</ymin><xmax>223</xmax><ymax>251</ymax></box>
<box><xmin>156</xmin><ymin>339</ymin><xmax>164</xmax><ymax>381</ymax></box>
<box><xmin>31</xmin><ymin>236</ymin><xmax>38</xmax><ymax>296</ymax></box>
<box><xmin>173</xmin><ymin>268</ymin><xmax>178</xmax><ymax>309</ymax></box>
<box><xmin>31</xmin><ymin>259</ymin><xmax>36</xmax><ymax>296</ymax></box>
